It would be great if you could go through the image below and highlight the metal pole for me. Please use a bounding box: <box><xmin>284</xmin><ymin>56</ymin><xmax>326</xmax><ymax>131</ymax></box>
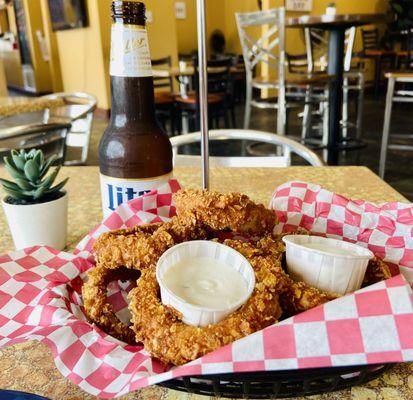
<box><xmin>196</xmin><ymin>0</ymin><xmax>210</xmax><ymax>189</ymax></box>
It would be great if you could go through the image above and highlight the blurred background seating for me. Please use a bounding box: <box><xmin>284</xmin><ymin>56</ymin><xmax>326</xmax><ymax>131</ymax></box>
<box><xmin>0</xmin><ymin>0</ymin><xmax>412</xmax><ymax>199</ymax></box>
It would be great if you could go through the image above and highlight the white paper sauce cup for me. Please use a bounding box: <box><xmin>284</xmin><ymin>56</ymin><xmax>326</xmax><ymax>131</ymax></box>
<box><xmin>156</xmin><ymin>240</ymin><xmax>255</xmax><ymax>327</ymax></box>
<box><xmin>282</xmin><ymin>235</ymin><xmax>374</xmax><ymax>295</ymax></box>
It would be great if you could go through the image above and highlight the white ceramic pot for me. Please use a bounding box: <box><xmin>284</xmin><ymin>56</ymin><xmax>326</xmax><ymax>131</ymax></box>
<box><xmin>2</xmin><ymin>191</ymin><xmax>68</xmax><ymax>250</ymax></box>
<box><xmin>326</xmin><ymin>6</ymin><xmax>336</xmax><ymax>16</ymax></box>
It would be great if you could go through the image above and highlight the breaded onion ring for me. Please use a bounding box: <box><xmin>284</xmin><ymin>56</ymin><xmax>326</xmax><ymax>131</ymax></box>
<box><xmin>128</xmin><ymin>244</ymin><xmax>285</xmax><ymax>365</ymax></box>
<box><xmin>82</xmin><ymin>263</ymin><xmax>141</xmax><ymax>344</ymax></box>
<box><xmin>174</xmin><ymin>189</ymin><xmax>277</xmax><ymax>235</ymax></box>
<box><xmin>222</xmin><ymin>237</ymin><xmax>341</xmax><ymax>316</ymax></box>
<box><xmin>93</xmin><ymin>217</ymin><xmax>209</xmax><ymax>270</ymax></box>
<box><xmin>363</xmin><ymin>257</ymin><xmax>392</xmax><ymax>287</ymax></box>
<box><xmin>86</xmin><ymin>218</ymin><xmax>209</xmax><ymax>343</ymax></box>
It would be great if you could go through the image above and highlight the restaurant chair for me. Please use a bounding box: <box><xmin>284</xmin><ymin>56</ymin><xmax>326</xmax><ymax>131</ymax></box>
<box><xmin>358</xmin><ymin>28</ymin><xmax>396</xmax><ymax>99</ymax></box>
<box><xmin>178</xmin><ymin>52</ymin><xmax>196</xmax><ymax>95</ymax></box>
<box><xmin>300</xmin><ymin>27</ymin><xmax>365</xmax><ymax>143</ymax></box>
<box><xmin>379</xmin><ymin>72</ymin><xmax>413</xmax><ymax>178</ymax></box>
<box><xmin>0</xmin><ymin>92</ymin><xmax>95</xmax><ymax>165</ymax></box>
<box><xmin>393</xmin><ymin>29</ymin><xmax>413</xmax><ymax>70</ymax></box>
<box><xmin>0</xmin><ymin>122</ymin><xmax>71</xmax><ymax>165</ymax></box>
<box><xmin>170</xmin><ymin>129</ymin><xmax>324</xmax><ymax>167</ymax></box>
<box><xmin>41</xmin><ymin>92</ymin><xmax>97</xmax><ymax>165</ymax></box>
<box><xmin>152</xmin><ymin>56</ymin><xmax>176</xmax><ymax>135</ymax></box>
<box><xmin>229</xmin><ymin>53</ymin><xmax>247</xmax><ymax>105</ymax></box>
<box><xmin>236</xmin><ymin>8</ymin><xmax>331</xmax><ymax>136</ymax></box>
<box><xmin>175</xmin><ymin>57</ymin><xmax>235</xmax><ymax>132</ymax></box>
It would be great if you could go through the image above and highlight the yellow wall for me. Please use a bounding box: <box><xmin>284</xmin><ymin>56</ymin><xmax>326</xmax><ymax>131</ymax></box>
<box><xmin>176</xmin><ymin>0</ymin><xmax>197</xmax><ymax>54</ymax></box>
<box><xmin>176</xmin><ymin>0</ymin><xmax>229</xmax><ymax>55</ymax></box>
<box><xmin>22</xmin><ymin>0</ymin><xmax>54</xmax><ymax>93</ymax></box>
<box><xmin>145</xmin><ymin>0</ymin><xmax>179</xmax><ymax>65</ymax></box>
<box><xmin>175</xmin><ymin>0</ymin><xmax>389</xmax><ymax>60</ymax></box>
<box><xmin>55</xmin><ymin>0</ymin><xmax>179</xmax><ymax>110</ymax></box>
<box><xmin>223</xmin><ymin>0</ymin><xmax>260</xmax><ymax>54</ymax></box>
<box><xmin>49</xmin><ymin>0</ymin><xmax>390</xmax><ymax>109</ymax></box>
<box><xmin>40</xmin><ymin>0</ymin><xmax>63</xmax><ymax>93</ymax></box>
<box><xmin>216</xmin><ymin>0</ymin><xmax>388</xmax><ymax>82</ymax></box>
<box><xmin>55</xmin><ymin>0</ymin><xmax>109</xmax><ymax>108</ymax></box>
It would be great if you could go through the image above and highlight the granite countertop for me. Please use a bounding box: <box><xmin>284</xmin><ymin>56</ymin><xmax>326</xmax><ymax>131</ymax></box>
<box><xmin>0</xmin><ymin>166</ymin><xmax>411</xmax><ymax>400</ymax></box>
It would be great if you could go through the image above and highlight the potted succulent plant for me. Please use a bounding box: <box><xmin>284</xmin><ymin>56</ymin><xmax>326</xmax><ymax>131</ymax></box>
<box><xmin>0</xmin><ymin>149</ymin><xmax>69</xmax><ymax>250</ymax></box>
<box><xmin>326</xmin><ymin>2</ymin><xmax>337</xmax><ymax>16</ymax></box>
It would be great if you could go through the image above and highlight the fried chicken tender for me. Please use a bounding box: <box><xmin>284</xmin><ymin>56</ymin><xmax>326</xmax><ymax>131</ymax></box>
<box><xmin>129</xmin><ymin>246</ymin><xmax>284</xmax><ymax>366</ymax></box>
<box><xmin>82</xmin><ymin>263</ymin><xmax>140</xmax><ymax>344</ymax></box>
<box><xmin>93</xmin><ymin>217</ymin><xmax>209</xmax><ymax>270</ymax></box>
<box><xmin>174</xmin><ymin>189</ymin><xmax>277</xmax><ymax>235</ymax></box>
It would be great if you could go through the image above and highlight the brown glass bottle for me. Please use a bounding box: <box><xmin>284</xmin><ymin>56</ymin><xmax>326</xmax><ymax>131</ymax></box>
<box><xmin>99</xmin><ymin>1</ymin><xmax>173</xmax><ymax>217</ymax></box>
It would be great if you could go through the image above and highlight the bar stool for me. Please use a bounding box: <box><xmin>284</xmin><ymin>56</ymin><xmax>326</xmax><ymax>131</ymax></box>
<box><xmin>300</xmin><ymin>27</ymin><xmax>365</xmax><ymax>143</ymax></box>
<box><xmin>357</xmin><ymin>28</ymin><xmax>395</xmax><ymax>99</ymax></box>
<box><xmin>379</xmin><ymin>72</ymin><xmax>413</xmax><ymax>178</ymax></box>
<box><xmin>236</xmin><ymin>8</ymin><xmax>331</xmax><ymax>136</ymax></box>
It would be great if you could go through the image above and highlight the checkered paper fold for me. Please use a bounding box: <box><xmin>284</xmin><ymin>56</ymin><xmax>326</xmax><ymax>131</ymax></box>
<box><xmin>0</xmin><ymin>179</ymin><xmax>412</xmax><ymax>398</ymax></box>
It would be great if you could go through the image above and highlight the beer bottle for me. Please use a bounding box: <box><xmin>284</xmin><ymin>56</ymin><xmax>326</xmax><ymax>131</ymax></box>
<box><xmin>99</xmin><ymin>0</ymin><xmax>173</xmax><ymax>218</ymax></box>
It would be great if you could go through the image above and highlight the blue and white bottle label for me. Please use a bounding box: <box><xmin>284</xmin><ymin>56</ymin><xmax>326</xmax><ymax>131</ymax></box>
<box><xmin>100</xmin><ymin>173</ymin><xmax>172</xmax><ymax>219</ymax></box>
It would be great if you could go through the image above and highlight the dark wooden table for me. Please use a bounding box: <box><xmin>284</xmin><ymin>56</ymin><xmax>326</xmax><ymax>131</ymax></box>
<box><xmin>287</xmin><ymin>14</ymin><xmax>385</xmax><ymax>165</ymax></box>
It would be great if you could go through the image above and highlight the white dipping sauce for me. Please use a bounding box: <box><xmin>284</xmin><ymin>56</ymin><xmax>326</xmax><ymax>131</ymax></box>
<box><xmin>302</xmin><ymin>242</ymin><xmax>359</xmax><ymax>257</ymax></box>
<box><xmin>162</xmin><ymin>257</ymin><xmax>248</xmax><ymax>309</ymax></box>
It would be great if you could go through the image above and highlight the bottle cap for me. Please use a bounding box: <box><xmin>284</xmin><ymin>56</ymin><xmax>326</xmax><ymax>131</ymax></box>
<box><xmin>111</xmin><ymin>1</ymin><xmax>146</xmax><ymax>25</ymax></box>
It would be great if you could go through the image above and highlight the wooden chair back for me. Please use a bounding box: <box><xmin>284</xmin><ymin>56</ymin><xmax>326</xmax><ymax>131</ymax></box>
<box><xmin>152</xmin><ymin>56</ymin><xmax>173</xmax><ymax>93</ymax></box>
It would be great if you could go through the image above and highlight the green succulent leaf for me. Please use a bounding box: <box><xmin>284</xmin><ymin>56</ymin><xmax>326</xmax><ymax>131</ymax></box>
<box><xmin>11</xmin><ymin>154</ymin><xmax>25</xmax><ymax>171</ymax></box>
<box><xmin>27</xmin><ymin>149</ymin><xmax>37</xmax><ymax>159</ymax></box>
<box><xmin>38</xmin><ymin>151</ymin><xmax>44</xmax><ymax>168</ymax></box>
<box><xmin>24</xmin><ymin>159</ymin><xmax>40</xmax><ymax>182</ymax></box>
<box><xmin>0</xmin><ymin>178</ymin><xmax>21</xmax><ymax>192</ymax></box>
<box><xmin>33</xmin><ymin>186</ymin><xmax>46</xmax><ymax>200</ymax></box>
<box><xmin>46</xmin><ymin>177</ymin><xmax>69</xmax><ymax>195</ymax></box>
<box><xmin>33</xmin><ymin>150</ymin><xmax>43</xmax><ymax>168</ymax></box>
<box><xmin>40</xmin><ymin>154</ymin><xmax>58</xmax><ymax>178</ymax></box>
<box><xmin>2</xmin><ymin>149</ymin><xmax>66</xmax><ymax>202</ymax></box>
<box><xmin>14</xmin><ymin>178</ymin><xmax>34</xmax><ymax>191</ymax></box>
<box><xmin>41</xmin><ymin>166</ymin><xmax>60</xmax><ymax>190</ymax></box>
<box><xmin>3</xmin><ymin>187</ymin><xmax>32</xmax><ymax>201</ymax></box>
<box><xmin>4</xmin><ymin>157</ymin><xmax>26</xmax><ymax>181</ymax></box>
<box><xmin>11</xmin><ymin>150</ymin><xmax>26</xmax><ymax>171</ymax></box>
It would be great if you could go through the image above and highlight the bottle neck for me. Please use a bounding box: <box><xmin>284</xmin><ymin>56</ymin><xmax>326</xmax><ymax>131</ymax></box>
<box><xmin>109</xmin><ymin>22</ymin><xmax>156</xmax><ymax>126</ymax></box>
<box><xmin>110</xmin><ymin>76</ymin><xmax>156</xmax><ymax>125</ymax></box>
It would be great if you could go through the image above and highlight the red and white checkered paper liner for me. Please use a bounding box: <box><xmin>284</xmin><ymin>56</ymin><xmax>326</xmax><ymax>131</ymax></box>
<box><xmin>0</xmin><ymin>179</ymin><xmax>412</xmax><ymax>398</ymax></box>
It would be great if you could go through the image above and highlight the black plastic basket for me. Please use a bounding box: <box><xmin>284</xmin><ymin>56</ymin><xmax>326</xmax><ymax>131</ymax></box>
<box><xmin>159</xmin><ymin>363</ymin><xmax>392</xmax><ymax>398</ymax></box>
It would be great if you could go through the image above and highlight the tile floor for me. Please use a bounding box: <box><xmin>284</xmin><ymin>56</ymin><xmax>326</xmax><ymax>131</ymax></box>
<box><xmin>85</xmin><ymin>93</ymin><xmax>413</xmax><ymax>201</ymax></box>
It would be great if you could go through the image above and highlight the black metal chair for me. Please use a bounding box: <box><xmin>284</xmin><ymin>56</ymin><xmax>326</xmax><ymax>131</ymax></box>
<box><xmin>175</xmin><ymin>57</ymin><xmax>235</xmax><ymax>132</ymax></box>
<box><xmin>357</xmin><ymin>28</ymin><xmax>396</xmax><ymax>99</ymax></box>
<box><xmin>151</xmin><ymin>56</ymin><xmax>176</xmax><ymax>135</ymax></box>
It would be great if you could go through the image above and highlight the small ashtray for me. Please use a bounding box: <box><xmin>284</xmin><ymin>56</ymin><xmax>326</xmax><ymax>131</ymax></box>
<box><xmin>156</xmin><ymin>240</ymin><xmax>255</xmax><ymax>327</ymax></box>
<box><xmin>282</xmin><ymin>235</ymin><xmax>374</xmax><ymax>295</ymax></box>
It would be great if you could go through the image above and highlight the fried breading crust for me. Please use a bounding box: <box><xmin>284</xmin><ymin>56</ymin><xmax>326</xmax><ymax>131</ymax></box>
<box><xmin>93</xmin><ymin>217</ymin><xmax>209</xmax><ymax>270</ymax></box>
<box><xmin>363</xmin><ymin>257</ymin><xmax>392</xmax><ymax>286</ymax></box>
<box><xmin>174</xmin><ymin>189</ymin><xmax>277</xmax><ymax>235</ymax></box>
<box><xmin>129</xmin><ymin>246</ymin><xmax>284</xmax><ymax>366</ymax></box>
<box><xmin>222</xmin><ymin>236</ymin><xmax>341</xmax><ymax>316</ymax></box>
<box><xmin>82</xmin><ymin>264</ymin><xmax>140</xmax><ymax>344</ymax></box>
